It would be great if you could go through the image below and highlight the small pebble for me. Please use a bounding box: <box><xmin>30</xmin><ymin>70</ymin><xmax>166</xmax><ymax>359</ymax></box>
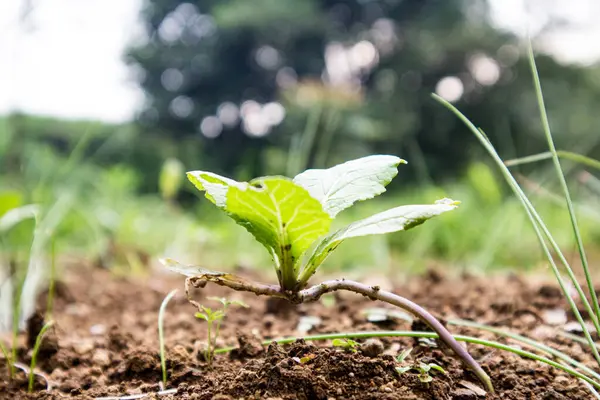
<box><xmin>92</xmin><ymin>349</ymin><xmax>111</xmax><ymax>367</ymax></box>
<box><xmin>361</xmin><ymin>338</ymin><xmax>385</xmax><ymax>357</ymax></box>
<box><xmin>73</xmin><ymin>341</ymin><xmax>94</xmax><ymax>355</ymax></box>
<box><xmin>451</xmin><ymin>388</ymin><xmax>477</xmax><ymax>399</ymax></box>
<box><xmin>458</xmin><ymin>380</ymin><xmax>487</xmax><ymax>397</ymax></box>
<box><xmin>542</xmin><ymin>308</ymin><xmax>567</xmax><ymax>325</ymax></box>
<box><xmin>554</xmin><ymin>376</ymin><xmax>570</xmax><ymax>385</ymax></box>
<box><xmin>90</xmin><ymin>324</ymin><xmax>106</xmax><ymax>336</ymax></box>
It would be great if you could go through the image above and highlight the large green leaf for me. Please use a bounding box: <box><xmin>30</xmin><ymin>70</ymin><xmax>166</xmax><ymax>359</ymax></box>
<box><xmin>293</xmin><ymin>155</ymin><xmax>406</xmax><ymax>217</ymax></box>
<box><xmin>297</xmin><ymin>198</ymin><xmax>460</xmax><ymax>286</ymax></box>
<box><xmin>187</xmin><ymin>171</ymin><xmax>332</xmax><ymax>286</ymax></box>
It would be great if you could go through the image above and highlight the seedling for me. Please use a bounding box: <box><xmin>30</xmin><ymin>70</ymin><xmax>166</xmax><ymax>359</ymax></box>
<box><xmin>194</xmin><ymin>296</ymin><xmax>248</xmax><ymax>366</ymax></box>
<box><xmin>394</xmin><ymin>347</ymin><xmax>446</xmax><ymax>383</ymax></box>
<box><xmin>332</xmin><ymin>338</ymin><xmax>359</xmax><ymax>353</ymax></box>
<box><xmin>28</xmin><ymin>320</ymin><xmax>54</xmax><ymax>392</ymax></box>
<box><xmin>162</xmin><ymin>155</ymin><xmax>493</xmax><ymax>392</ymax></box>
<box><xmin>158</xmin><ymin>289</ymin><xmax>178</xmax><ymax>387</ymax></box>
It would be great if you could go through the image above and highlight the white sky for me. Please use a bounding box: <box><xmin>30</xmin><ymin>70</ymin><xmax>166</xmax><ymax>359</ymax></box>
<box><xmin>0</xmin><ymin>0</ymin><xmax>599</xmax><ymax>123</ymax></box>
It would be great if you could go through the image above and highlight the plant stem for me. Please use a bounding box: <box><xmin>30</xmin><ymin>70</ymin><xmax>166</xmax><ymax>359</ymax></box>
<box><xmin>206</xmin><ymin>321</ymin><xmax>213</xmax><ymax>366</ymax></box>
<box><xmin>298</xmin><ymin>279</ymin><xmax>493</xmax><ymax>392</ymax></box>
<box><xmin>158</xmin><ymin>289</ymin><xmax>177</xmax><ymax>387</ymax></box>
<box><xmin>0</xmin><ymin>340</ymin><xmax>10</xmax><ymax>378</ymax></box>
<box><xmin>213</xmin><ymin>330</ymin><xmax>600</xmax><ymax>390</ymax></box>
<box><xmin>11</xmin><ymin>268</ymin><xmax>24</xmax><ymax>379</ymax></box>
<box><xmin>527</xmin><ymin>44</ymin><xmax>600</xmax><ymax>330</ymax></box>
<box><xmin>28</xmin><ymin>321</ymin><xmax>54</xmax><ymax>392</ymax></box>
<box><xmin>212</xmin><ymin>306</ymin><xmax>228</xmax><ymax>363</ymax></box>
<box><xmin>46</xmin><ymin>239</ymin><xmax>56</xmax><ymax>319</ymax></box>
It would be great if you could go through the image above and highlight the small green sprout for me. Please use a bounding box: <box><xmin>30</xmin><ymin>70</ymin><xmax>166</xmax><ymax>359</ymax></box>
<box><xmin>158</xmin><ymin>289</ymin><xmax>178</xmax><ymax>387</ymax></box>
<box><xmin>416</xmin><ymin>362</ymin><xmax>446</xmax><ymax>383</ymax></box>
<box><xmin>195</xmin><ymin>297</ymin><xmax>248</xmax><ymax>366</ymax></box>
<box><xmin>332</xmin><ymin>338</ymin><xmax>360</xmax><ymax>353</ymax></box>
<box><xmin>395</xmin><ymin>347</ymin><xmax>446</xmax><ymax>384</ymax></box>
<box><xmin>397</xmin><ymin>347</ymin><xmax>413</xmax><ymax>363</ymax></box>
<box><xmin>162</xmin><ymin>155</ymin><xmax>493</xmax><ymax>392</ymax></box>
<box><xmin>28</xmin><ymin>321</ymin><xmax>54</xmax><ymax>392</ymax></box>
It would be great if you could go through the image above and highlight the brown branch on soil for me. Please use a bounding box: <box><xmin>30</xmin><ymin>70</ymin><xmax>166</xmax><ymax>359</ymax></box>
<box><xmin>183</xmin><ymin>275</ymin><xmax>494</xmax><ymax>393</ymax></box>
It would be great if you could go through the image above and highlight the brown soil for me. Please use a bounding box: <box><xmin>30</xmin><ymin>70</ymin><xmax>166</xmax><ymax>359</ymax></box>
<box><xmin>1</xmin><ymin>266</ymin><xmax>598</xmax><ymax>399</ymax></box>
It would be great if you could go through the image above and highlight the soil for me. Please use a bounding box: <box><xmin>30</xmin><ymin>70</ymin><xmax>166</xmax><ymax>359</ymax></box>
<box><xmin>1</xmin><ymin>265</ymin><xmax>598</xmax><ymax>399</ymax></box>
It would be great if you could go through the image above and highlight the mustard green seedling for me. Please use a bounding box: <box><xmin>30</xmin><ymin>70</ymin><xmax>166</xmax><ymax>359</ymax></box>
<box><xmin>394</xmin><ymin>347</ymin><xmax>446</xmax><ymax>383</ymax></box>
<box><xmin>195</xmin><ymin>297</ymin><xmax>248</xmax><ymax>366</ymax></box>
<box><xmin>331</xmin><ymin>338</ymin><xmax>359</xmax><ymax>353</ymax></box>
<box><xmin>162</xmin><ymin>155</ymin><xmax>493</xmax><ymax>392</ymax></box>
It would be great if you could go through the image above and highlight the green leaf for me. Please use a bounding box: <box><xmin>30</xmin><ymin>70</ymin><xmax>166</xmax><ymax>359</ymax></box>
<box><xmin>396</xmin><ymin>348</ymin><xmax>413</xmax><ymax>363</ymax></box>
<box><xmin>428</xmin><ymin>363</ymin><xmax>446</xmax><ymax>374</ymax></box>
<box><xmin>419</xmin><ymin>362</ymin><xmax>431</xmax><ymax>372</ymax></box>
<box><xmin>207</xmin><ymin>296</ymin><xmax>250</xmax><ymax>309</ymax></box>
<box><xmin>293</xmin><ymin>155</ymin><xmax>405</xmax><ymax>217</ymax></box>
<box><xmin>395</xmin><ymin>366</ymin><xmax>412</xmax><ymax>375</ymax></box>
<box><xmin>298</xmin><ymin>199</ymin><xmax>459</xmax><ymax>285</ymax></box>
<box><xmin>201</xmin><ymin>306</ymin><xmax>213</xmax><ymax>314</ymax></box>
<box><xmin>186</xmin><ymin>171</ymin><xmax>332</xmax><ymax>287</ymax></box>
<box><xmin>228</xmin><ymin>300</ymin><xmax>249</xmax><ymax>309</ymax></box>
<box><xmin>195</xmin><ymin>313</ymin><xmax>209</xmax><ymax>321</ymax></box>
<box><xmin>332</xmin><ymin>338</ymin><xmax>358</xmax><ymax>352</ymax></box>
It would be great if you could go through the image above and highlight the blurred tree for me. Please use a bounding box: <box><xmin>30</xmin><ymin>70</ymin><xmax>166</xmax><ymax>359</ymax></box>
<box><xmin>127</xmin><ymin>0</ymin><xmax>600</xmax><ymax>182</ymax></box>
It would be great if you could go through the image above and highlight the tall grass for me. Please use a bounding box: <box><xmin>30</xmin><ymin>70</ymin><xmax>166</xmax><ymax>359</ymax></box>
<box><xmin>432</xmin><ymin>42</ymin><xmax>600</xmax><ymax>370</ymax></box>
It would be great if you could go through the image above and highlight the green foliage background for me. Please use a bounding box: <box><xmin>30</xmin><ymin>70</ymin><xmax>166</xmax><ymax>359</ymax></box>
<box><xmin>1</xmin><ymin>0</ymin><xmax>600</xmax><ymax>278</ymax></box>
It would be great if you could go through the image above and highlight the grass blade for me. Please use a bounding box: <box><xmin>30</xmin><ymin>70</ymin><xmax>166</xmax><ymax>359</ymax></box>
<box><xmin>527</xmin><ymin>44</ymin><xmax>600</xmax><ymax>328</ymax></box>
<box><xmin>449</xmin><ymin>319</ymin><xmax>600</xmax><ymax>382</ymax></box>
<box><xmin>28</xmin><ymin>320</ymin><xmax>54</xmax><ymax>392</ymax></box>
<box><xmin>46</xmin><ymin>239</ymin><xmax>56</xmax><ymax>319</ymax></box>
<box><xmin>158</xmin><ymin>289</ymin><xmax>178</xmax><ymax>387</ymax></box>
<box><xmin>0</xmin><ymin>339</ymin><xmax>10</xmax><ymax>378</ymax></box>
<box><xmin>505</xmin><ymin>150</ymin><xmax>600</xmax><ymax>171</ymax></box>
<box><xmin>431</xmin><ymin>93</ymin><xmax>600</xmax><ymax>367</ymax></box>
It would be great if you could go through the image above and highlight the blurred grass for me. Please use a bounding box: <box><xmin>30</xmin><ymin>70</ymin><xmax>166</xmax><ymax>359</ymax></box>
<box><xmin>1</xmin><ymin>116</ymin><xmax>599</xmax><ymax>284</ymax></box>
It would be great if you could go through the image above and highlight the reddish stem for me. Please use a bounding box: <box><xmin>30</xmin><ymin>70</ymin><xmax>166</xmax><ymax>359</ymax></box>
<box><xmin>298</xmin><ymin>279</ymin><xmax>493</xmax><ymax>393</ymax></box>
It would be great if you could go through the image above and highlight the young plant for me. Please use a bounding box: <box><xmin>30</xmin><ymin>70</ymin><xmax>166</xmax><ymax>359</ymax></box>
<box><xmin>158</xmin><ymin>289</ymin><xmax>178</xmax><ymax>388</ymax></box>
<box><xmin>162</xmin><ymin>155</ymin><xmax>493</xmax><ymax>392</ymax></box>
<box><xmin>27</xmin><ymin>321</ymin><xmax>54</xmax><ymax>392</ymax></box>
<box><xmin>194</xmin><ymin>297</ymin><xmax>248</xmax><ymax>366</ymax></box>
<box><xmin>394</xmin><ymin>347</ymin><xmax>446</xmax><ymax>383</ymax></box>
<box><xmin>332</xmin><ymin>338</ymin><xmax>359</xmax><ymax>353</ymax></box>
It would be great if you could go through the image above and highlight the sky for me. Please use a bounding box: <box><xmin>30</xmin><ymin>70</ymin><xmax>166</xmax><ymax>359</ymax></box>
<box><xmin>0</xmin><ymin>0</ymin><xmax>599</xmax><ymax>123</ymax></box>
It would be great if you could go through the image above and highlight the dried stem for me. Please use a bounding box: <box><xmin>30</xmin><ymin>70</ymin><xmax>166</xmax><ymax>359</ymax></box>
<box><xmin>184</xmin><ymin>275</ymin><xmax>493</xmax><ymax>393</ymax></box>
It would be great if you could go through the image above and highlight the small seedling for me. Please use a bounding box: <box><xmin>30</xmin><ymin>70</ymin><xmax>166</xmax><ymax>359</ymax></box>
<box><xmin>332</xmin><ymin>338</ymin><xmax>359</xmax><ymax>353</ymax></box>
<box><xmin>394</xmin><ymin>347</ymin><xmax>446</xmax><ymax>383</ymax></box>
<box><xmin>162</xmin><ymin>155</ymin><xmax>493</xmax><ymax>392</ymax></box>
<box><xmin>194</xmin><ymin>297</ymin><xmax>248</xmax><ymax>366</ymax></box>
<box><xmin>158</xmin><ymin>289</ymin><xmax>178</xmax><ymax>387</ymax></box>
<box><xmin>28</xmin><ymin>320</ymin><xmax>54</xmax><ymax>392</ymax></box>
